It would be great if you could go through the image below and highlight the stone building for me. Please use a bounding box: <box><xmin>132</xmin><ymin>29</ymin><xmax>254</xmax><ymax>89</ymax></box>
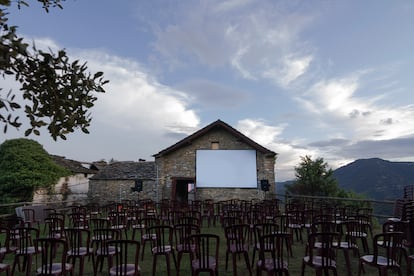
<box><xmin>153</xmin><ymin>120</ymin><xmax>277</xmax><ymax>202</ymax></box>
<box><xmin>88</xmin><ymin>161</ymin><xmax>156</xmax><ymax>204</ymax></box>
<box><xmin>33</xmin><ymin>155</ymin><xmax>98</xmax><ymax>204</ymax></box>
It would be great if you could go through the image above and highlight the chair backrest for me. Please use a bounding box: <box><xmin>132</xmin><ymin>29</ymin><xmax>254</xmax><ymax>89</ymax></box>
<box><xmin>178</xmin><ymin>216</ymin><xmax>200</xmax><ymax>227</ymax></box>
<box><xmin>307</xmin><ymin>232</ymin><xmax>339</xmax><ymax>268</ymax></box>
<box><xmin>188</xmin><ymin>233</ymin><xmax>220</xmax><ymax>273</ymax></box>
<box><xmin>173</xmin><ymin>223</ymin><xmax>199</xmax><ymax>248</ymax></box>
<box><xmin>65</xmin><ymin>228</ymin><xmax>91</xmax><ymax>255</ymax></box>
<box><xmin>35</xmin><ymin>238</ymin><xmax>69</xmax><ymax>275</ymax></box>
<box><xmin>108</xmin><ymin>211</ymin><xmax>127</xmax><ymax>227</ymax></box>
<box><xmin>90</xmin><ymin>218</ymin><xmax>110</xmax><ymax>230</ymax></box>
<box><xmin>221</xmin><ymin>216</ymin><xmax>243</xmax><ymax>228</ymax></box>
<box><xmin>15</xmin><ymin>227</ymin><xmax>39</xmax><ymax>254</ymax></box>
<box><xmin>310</xmin><ymin>221</ymin><xmax>337</xmax><ymax>233</ymax></box>
<box><xmin>106</xmin><ymin>240</ymin><xmax>140</xmax><ymax>276</ymax></box>
<box><xmin>382</xmin><ymin>221</ymin><xmax>407</xmax><ymax>234</ymax></box>
<box><xmin>43</xmin><ymin>217</ymin><xmax>65</xmax><ymax>239</ymax></box>
<box><xmin>373</xmin><ymin>232</ymin><xmax>404</xmax><ymax>265</ymax></box>
<box><xmin>344</xmin><ymin>218</ymin><xmax>369</xmax><ymax>237</ymax></box>
<box><xmin>92</xmin><ymin>228</ymin><xmax>120</xmax><ymax>255</ymax></box>
<box><xmin>147</xmin><ymin>225</ymin><xmax>173</xmax><ymax>251</ymax></box>
<box><xmin>67</xmin><ymin>212</ymin><xmax>88</xmax><ymax>229</ymax></box>
<box><xmin>139</xmin><ymin>217</ymin><xmax>160</xmax><ymax>232</ymax></box>
<box><xmin>258</xmin><ymin>233</ymin><xmax>290</xmax><ymax>272</ymax></box>
<box><xmin>0</xmin><ymin>226</ymin><xmax>13</xmax><ymax>255</ymax></box>
<box><xmin>225</xmin><ymin>224</ymin><xmax>249</xmax><ymax>252</ymax></box>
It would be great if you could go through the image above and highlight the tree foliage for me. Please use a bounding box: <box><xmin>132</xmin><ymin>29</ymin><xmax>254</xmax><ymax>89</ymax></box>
<box><xmin>0</xmin><ymin>0</ymin><xmax>108</xmax><ymax>140</ymax></box>
<box><xmin>0</xmin><ymin>138</ymin><xmax>70</xmax><ymax>203</ymax></box>
<box><xmin>286</xmin><ymin>155</ymin><xmax>343</xmax><ymax>197</ymax></box>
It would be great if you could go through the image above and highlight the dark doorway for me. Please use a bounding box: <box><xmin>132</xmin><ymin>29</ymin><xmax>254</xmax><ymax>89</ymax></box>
<box><xmin>172</xmin><ymin>178</ymin><xmax>194</xmax><ymax>203</ymax></box>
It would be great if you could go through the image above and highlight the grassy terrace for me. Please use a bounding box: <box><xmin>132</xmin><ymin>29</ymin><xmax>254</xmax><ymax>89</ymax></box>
<box><xmin>1</xmin><ymin>213</ymin><xmax>410</xmax><ymax>276</ymax></box>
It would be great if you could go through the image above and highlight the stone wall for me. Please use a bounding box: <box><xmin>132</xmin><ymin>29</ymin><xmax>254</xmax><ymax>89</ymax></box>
<box><xmin>88</xmin><ymin>179</ymin><xmax>157</xmax><ymax>204</ymax></box>
<box><xmin>32</xmin><ymin>173</ymin><xmax>92</xmax><ymax>206</ymax></box>
<box><xmin>156</xmin><ymin>127</ymin><xmax>276</xmax><ymax>201</ymax></box>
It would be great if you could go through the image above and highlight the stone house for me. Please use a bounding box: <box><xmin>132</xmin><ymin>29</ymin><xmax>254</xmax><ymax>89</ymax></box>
<box><xmin>153</xmin><ymin>120</ymin><xmax>277</xmax><ymax>202</ymax></box>
<box><xmin>32</xmin><ymin>155</ymin><xmax>98</xmax><ymax>204</ymax></box>
<box><xmin>88</xmin><ymin>161</ymin><xmax>156</xmax><ymax>204</ymax></box>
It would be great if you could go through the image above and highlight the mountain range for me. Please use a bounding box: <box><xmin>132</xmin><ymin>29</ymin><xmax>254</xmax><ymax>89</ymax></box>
<box><xmin>277</xmin><ymin>158</ymin><xmax>414</xmax><ymax>200</ymax></box>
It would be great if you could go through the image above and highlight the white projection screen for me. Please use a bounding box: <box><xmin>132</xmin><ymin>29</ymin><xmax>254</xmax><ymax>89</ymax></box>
<box><xmin>196</xmin><ymin>149</ymin><xmax>257</xmax><ymax>188</ymax></box>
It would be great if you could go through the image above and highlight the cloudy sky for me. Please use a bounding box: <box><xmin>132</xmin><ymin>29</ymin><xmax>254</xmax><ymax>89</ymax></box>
<box><xmin>2</xmin><ymin>0</ymin><xmax>414</xmax><ymax>181</ymax></box>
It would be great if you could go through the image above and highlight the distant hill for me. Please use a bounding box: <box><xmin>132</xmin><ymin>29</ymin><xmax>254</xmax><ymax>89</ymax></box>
<box><xmin>275</xmin><ymin>180</ymin><xmax>294</xmax><ymax>196</ymax></box>
<box><xmin>333</xmin><ymin>158</ymin><xmax>414</xmax><ymax>200</ymax></box>
<box><xmin>276</xmin><ymin>158</ymin><xmax>414</xmax><ymax>200</ymax></box>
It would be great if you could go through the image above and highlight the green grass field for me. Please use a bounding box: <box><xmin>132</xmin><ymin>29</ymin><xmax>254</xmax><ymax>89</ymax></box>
<box><xmin>1</xmin><ymin>219</ymin><xmax>410</xmax><ymax>275</ymax></box>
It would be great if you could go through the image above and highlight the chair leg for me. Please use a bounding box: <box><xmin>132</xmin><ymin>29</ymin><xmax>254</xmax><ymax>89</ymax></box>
<box><xmin>357</xmin><ymin>260</ymin><xmax>364</xmax><ymax>276</ymax></box>
<box><xmin>301</xmin><ymin>261</ymin><xmax>306</xmax><ymax>276</ymax></box>
<box><xmin>232</xmin><ymin>253</ymin><xmax>238</xmax><ymax>276</ymax></box>
<box><xmin>152</xmin><ymin>254</ymin><xmax>157</xmax><ymax>276</ymax></box>
<box><xmin>166</xmin><ymin>254</ymin><xmax>171</xmax><ymax>276</ymax></box>
<box><xmin>243</xmin><ymin>251</ymin><xmax>252</xmax><ymax>276</ymax></box>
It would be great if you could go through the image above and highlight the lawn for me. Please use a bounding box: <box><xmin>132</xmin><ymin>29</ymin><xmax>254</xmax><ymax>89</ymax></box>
<box><xmin>1</xmin><ymin>217</ymin><xmax>410</xmax><ymax>276</ymax></box>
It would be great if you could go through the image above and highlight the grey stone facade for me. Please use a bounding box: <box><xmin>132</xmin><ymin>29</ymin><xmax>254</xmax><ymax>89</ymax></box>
<box><xmin>154</xmin><ymin>120</ymin><xmax>277</xmax><ymax>202</ymax></box>
<box><xmin>88</xmin><ymin>161</ymin><xmax>156</xmax><ymax>204</ymax></box>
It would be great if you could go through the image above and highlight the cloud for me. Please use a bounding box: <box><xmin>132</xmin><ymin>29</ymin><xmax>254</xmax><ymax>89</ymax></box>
<box><xmin>1</xmin><ymin>37</ymin><xmax>201</xmax><ymax>161</ymax></box>
<box><xmin>151</xmin><ymin>0</ymin><xmax>315</xmax><ymax>88</ymax></box>
<box><xmin>297</xmin><ymin>72</ymin><xmax>414</xmax><ymax>141</ymax></box>
<box><xmin>176</xmin><ymin>79</ymin><xmax>250</xmax><ymax>109</ymax></box>
<box><xmin>235</xmin><ymin>118</ymin><xmax>318</xmax><ymax>180</ymax></box>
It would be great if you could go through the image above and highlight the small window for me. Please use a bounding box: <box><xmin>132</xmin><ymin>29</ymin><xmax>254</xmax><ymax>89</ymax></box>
<box><xmin>211</xmin><ymin>142</ymin><xmax>220</xmax><ymax>150</ymax></box>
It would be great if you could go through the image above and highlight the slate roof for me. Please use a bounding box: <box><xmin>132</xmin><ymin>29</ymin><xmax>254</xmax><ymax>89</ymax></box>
<box><xmin>51</xmin><ymin>155</ymin><xmax>98</xmax><ymax>174</ymax></box>
<box><xmin>153</xmin><ymin>119</ymin><xmax>277</xmax><ymax>158</ymax></box>
<box><xmin>90</xmin><ymin>161</ymin><xmax>156</xmax><ymax>180</ymax></box>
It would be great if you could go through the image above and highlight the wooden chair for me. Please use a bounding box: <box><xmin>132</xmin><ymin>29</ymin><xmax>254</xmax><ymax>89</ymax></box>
<box><xmin>256</xmin><ymin>233</ymin><xmax>291</xmax><ymax>276</ymax></box>
<box><xmin>34</xmin><ymin>238</ymin><xmax>73</xmax><ymax>276</ymax></box>
<box><xmin>0</xmin><ymin>227</ymin><xmax>16</xmax><ymax>262</ymax></box>
<box><xmin>343</xmin><ymin>218</ymin><xmax>370</xmax><ymax>254</ymax></box>
<box><xmin>136</xmin><ymin>217</ymin><xmax>160</xmax><ymax>261</ymax></box>
<box><xmin>301</xmin><ymin>232</ymin><xmax>339</xmax><ymax>276</ymax></box>
<box><xmin>188</xmin><ymin>233</ymin><xmax>220</xmax><ymax>276</ymax></box>
<box><xmin>106</xmin><ymin>239</ymin><xmax>141</xmax><ymax>276</ymax></box>
<box><xmin>148</xmin><ymin>225</ymin><xmax>176</xmax><ymax>276</ymax></box>
<box><xmin>173</xmin><ymin>223</ymin><xmax>200</xmax><ymax>276</ymax></box>
<box><xmin>108</xmin><ymin>211</ymin><xmax>128</xmax><ymax>239</ymax></box>
<box><xmin>224</xmin><ymin>224</ymin><xmax>252</xmax><ymax>276</ymax></box>
<box><xmin>358</xmin><ymin>232</ymin><xmax>404</xmax><ymax>276</ymax></box>
<box><xmin>64</xmin><ymin>228</ymin><xmax>92</xmax><ymax>276</ymax></box>
<box><xmin>11</xmin><ymin>227</ymin><xmax>40</xmax><ymax>276</ymax></box>
<box><xmin>91</xmin><ymin>228</ymin><xmax>120</xmax><ymax>275</ymax></box>
<box><xmin>251</xmin><ymin>222</ymin><xmax>280</xmax><ymax>267</ymax></box>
